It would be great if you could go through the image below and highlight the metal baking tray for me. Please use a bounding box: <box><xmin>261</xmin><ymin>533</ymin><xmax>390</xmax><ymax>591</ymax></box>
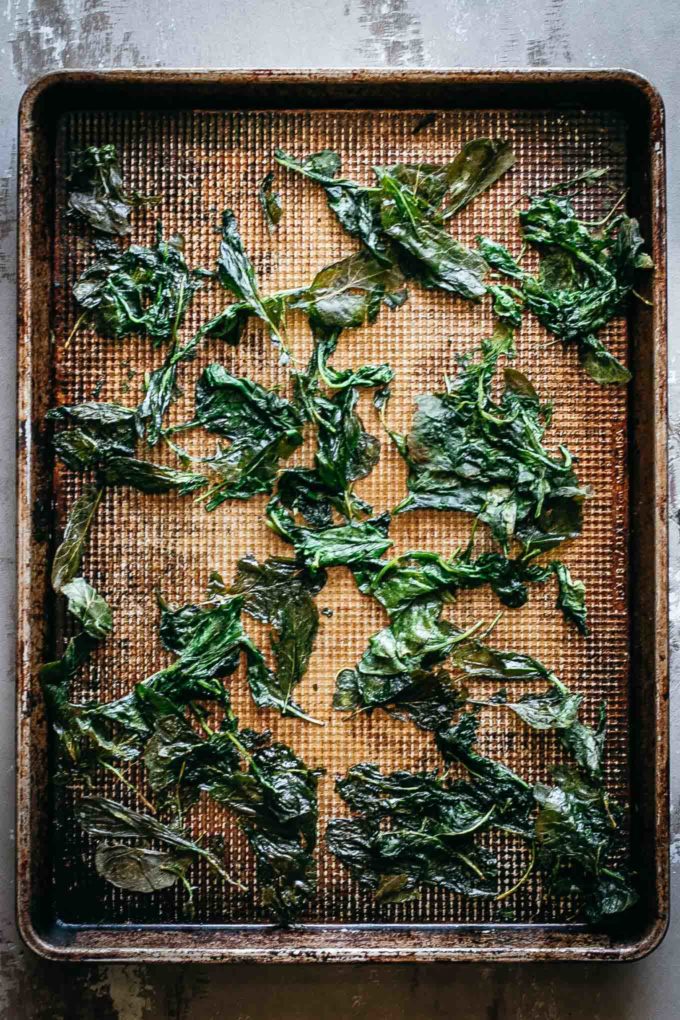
<box><xmin>16</xmin><ymin>69</ymin><xmax>668</xmax><ymax>963</ymax></box>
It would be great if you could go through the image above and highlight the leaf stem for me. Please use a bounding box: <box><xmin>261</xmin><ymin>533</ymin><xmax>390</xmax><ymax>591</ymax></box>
<box><xmin>495</xmin><ymin>846</ymin><xmax>536</xmax><ymax>902</ymax></box>
<box><xmin>64</xmin><ymin>310</ymin><xmax>90</xmax><ymax>350</ymax></box>
<box><xmin>101</xmin><ymin>761</ymin><xmax>157</xmax><ymax>815</ymax></box>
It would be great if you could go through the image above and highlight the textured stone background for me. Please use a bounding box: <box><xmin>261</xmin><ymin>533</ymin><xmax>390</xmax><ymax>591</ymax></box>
<box><xmin>1</xmin><ymin>1</ymin><xmax>678</xmax><ymax>1017</ymax></box>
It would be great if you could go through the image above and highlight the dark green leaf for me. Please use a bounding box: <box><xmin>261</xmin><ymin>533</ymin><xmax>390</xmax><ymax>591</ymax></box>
<box><xmin>231</xmin><ymin>555</ymin><xmax>321</xmax><ymax>723</ymax></box>
<box><xmin>47</xmin><ymin>402</ymin><xmax>137</xmax><ymax>470</ymax></box>
<box><xmin>103</xmin><ymin>456</ymin><xmax>207</xmax><ymax>495</ymax></box>
<box><xmin>231</xmin><ymin>554</ymin><xmax>326</xmax><ymax>624</ymax></box>
<box><xmin>436</xmin><ymin>711</ymin><xmax>535</xmax><ymax>838</ymax></box>
<box><xmin>334</xmin><ymin>762</ymin><xmax>492</xmax><ymax>834</ymax></box>
<box><xmin>559</xmin><ymin>702</ymin><xmax>607</xmax><ymax>781</ymax></box>
<box><xmin>473</xmin><ymin>678</ymin><xmax>582</xmax><ymax>730</ymax></box>
<box><xmin>274</xmin><ymin>468</ymin><xmax>336</xmax><ymax>529</ymax></box>
<box><xmin>335</xmin><ymin>664</ymin><xmax>466</xmax><ymax>732</ymax></box>
<box><xmin>51</xmin><ymin>484</ymin><xmax>103</xmax><ymax>592</ymax></box>
<box><xmin>277</xmin><ymin>140</ymin><xmax>513</xmax><ymax>296</ymax></box>
<box><xmin>350</xmin><ymin>547</ymin><xmax>552</xmax><ymax>618</ymax></box>
<box><xmin>327</xmin><ymin>760</ymin><xmax>501</xmax><ymax>902</ymax></box>
<box><xmin>205</xmin><ymin>736</ymin><xmax>321</xmax><ymax>925</ymax></box>
<box><xmin>394</xmin><ymin>334</ymin><xmax>588</xmax><ymax>553</ymax></box>
<box><xmin>317</xmin><ymin>358</ymin><xmax>394</xmax><ymax>392</ymax></box>
<box><xmin>439</xmin><ymin>138</ymin><xmax>515</xmax><ymax>219</ymax></box>
<box><xmin>73</xmin><ymin>229</ymin><xmax>202</xmax><ymax>344</ymax></box>
<box><xmin>476</xmin><ymin>236</ymin><xmax>524</xmax><ymax>278</ymax></box>
<box><xmin>315</xmin><ymin>386</ymin><xmax>381</xmax><ymax>497</ymax></box>
<box><xmin>61</xmin><ymin>577</ymin><xmax>113</xmax><ymax>640</ymax></box>
<box><xmin>143</xmin><ymin>592</ymin><xmax>246</xmax><ymax>704</ymax></box>
<box><xmin>77</xmin><ymin>795</ymin><xmax>241</xmax><ymax>887</ymax></box>
<box><xmin>516</xmin><ymin>185</ymin><xmax>652</xmax><ymax>385</ymax></box>
<box><xmin>215</xmin><ymin>210</ymin><xmax>290</xmax><ymax>352</ymax></box>
<box><xmin>40</xmin><ymin>631</ymin><xmax>97</xmax><ymax>688</ymax></box>
<box><xmin>259</xmin><ymin>171</ymin><xmax>283</xmax><ymax>231</ymax></box>
<box><xmin>137</xmin><ymin>351</ymin><xmax>184</xmax><ymax>446</ymax></box>
<box><xmin>334</xmin><ymin>596</ymin><xmax>473</xmax><ymax>727</ymax></box>
<box><xmin>534</xmin><ymin>766</ymin><xmax>637</xmax><ymax>923</ymax></box>
<box><xmin>194</xmin><ymin>365</ymin><xmax>302</xmax><ymax>440</ymax></box>
<box><xmin>489</xmin><ymin>283</ymin><xmax>524</xmax><ymax>328</ymax></box>
<box><xmin>95</xmin><ymin>842</ymin><xmax>192</xmax><ymax>893</ymax></box>
<box><xmin>66</xmin><ymin>144</ymin><xmax>159</xmax><ymax>236</ymax></box>
<box><xmin>40</xmin><ymin>633</ymin><xmax>142</xmax><ymax>772</ymax></box>
<box><xmin>268</xmin><ymin>505</ymin><xmax>392</xmax><ymax>569</ymax></box>
<box><xmin>189</xmin><ymin>365</ymin><xmax>304</xmax><ymax>508</ymax></box>
<box><xmin>274</xmin><ymin>148</ymin><xmax>387</xmax><ymax>261</ymax></box>
<box><xmin>552</xmin><ymin>560</ymin><xmax>588</xmax><ymax>633</ymax></box>
<box><xmin>293</xmin><ymin>250</ymin><xmax>407</xmax><ymax>334</ymax></box>
<box><xmin>380</xmin><ymin>199</ymin><xmax>487</xmax><ymax>299</ymax></box>
<box><xmin>450</xmin><ymin>639</ymin><xmax>552</xmax><ymax>683</ymax></box>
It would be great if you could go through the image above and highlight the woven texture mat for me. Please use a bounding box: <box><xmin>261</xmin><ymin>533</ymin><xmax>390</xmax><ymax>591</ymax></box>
<box><xmin>51</xmin><ymin>106</ymin><xmax>629</xmax><ymax>926</ymax></box>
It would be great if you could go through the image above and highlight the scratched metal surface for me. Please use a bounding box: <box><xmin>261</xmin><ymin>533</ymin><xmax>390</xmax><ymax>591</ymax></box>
<box><xmin>1</xmin><ymin>0</ymin><xmax>679</xmax><ymax>1017</ymax></box>
<box><xmin>50</xmin><ymin>106</ymin><xmax>629</xmax><ymax>928</ymax></box>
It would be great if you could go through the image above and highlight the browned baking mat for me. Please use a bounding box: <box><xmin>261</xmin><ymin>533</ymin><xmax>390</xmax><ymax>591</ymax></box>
<box><xmin>17</xmin><ymin>70</ymin><xmax>668</xmax><ymax>962</ymax></box>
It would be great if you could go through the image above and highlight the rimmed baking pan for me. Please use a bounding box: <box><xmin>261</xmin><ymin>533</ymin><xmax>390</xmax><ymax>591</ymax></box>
<box><xmin>17</xmin><ymin>69</ymin><xmax>667</xmax><ymax>962</ymax></box>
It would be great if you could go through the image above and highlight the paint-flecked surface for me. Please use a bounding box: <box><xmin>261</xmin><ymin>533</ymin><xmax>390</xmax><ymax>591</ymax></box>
<box><xmin>1</xmin><ymin>0</ymin><xmax>679</xmax><ymax>1017</ymax></box>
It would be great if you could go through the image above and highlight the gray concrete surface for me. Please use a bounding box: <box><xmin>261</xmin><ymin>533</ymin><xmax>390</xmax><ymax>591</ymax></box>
<box><xmin>1</xmin><ymin>1</ymin><xmax>678</xmax><ymax>1016</ymax></box>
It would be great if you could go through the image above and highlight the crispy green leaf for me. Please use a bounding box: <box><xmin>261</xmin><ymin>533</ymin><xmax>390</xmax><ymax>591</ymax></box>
<box><xmin>334</xmin><ymin>763</ymin><xmax>491</xmax><ymax>832</ymax></box>
<box><xmin>51</xmin><ymin>484</ymin><xmax>103</xmax><ymax>592</ymax></box>
<box><xmin>489</xmin><ymin>283</ymin><xmax>524</xmax><ymax>328</ymax></box>
<box><xmin>274</xmin><ymin>147</ymin><xmax>387</xmax><ymax>261</ymax></box>
<box><xmin>394</xmin><ymin>334</ymin><xmax>588</xmax><ymax>553</ymax></box>
<box><xmin>194</xmin><ymin>365</ymin><xmax>302</xmax><ymax>441</ymax></box>
<box><xmin>440</xmin><ymin>138</ymin><xmax>515</xmax><ymax>219</ymax></box>
<box><xmin>334</xmin><ymin>596</ymin><xmax>473</xmax><ymax>727</ymax></box>
<box><xmin>474</xmin><ymin>678</ymin><xmax>582</xmax><ymax>730</ymax></box>
<box><xmin>476</xmin><ymin>236</ymin><xmax>524</xmax><ymax>278</ymax></box>
<box><xmin>231</xmin><ymin>555</ymin><xmax>321</xmax><ymax>722</ymax></box>
<box><xmin>436</xmin><ymin>711</ymin><xmax>535</xmax><ymax>838</ymax></box>
<box><xmin>273</xmin><ymin>468</ymin><xmax>336</xmax><ymax>529</ymax></box>
<box><xmin>559</xmin><ymin>702</ymin><xmax>607</xmax><ymax>781</ymax></box>
<box><xmin>380</xmin><ymin>199</ymin><xmax>487</xmax><ymax>299</ymax></box>
<box><xmin>552</xmin><ymin>560</ymin><xmax>588</xmax><ymax>634</ymax></box>
<box><xmin>231</xmin><ymin>554</ymin><xmax>326</xmax><ymax>623</ymax></box>
<box><xmin>66</xmin><ymin>144</ymin><xmax>159</xmax><ymax>235</ymax></box>
<box><xmin>103</xmin><ymin>457</ymin><xmax>207</xmax><ymax>495</ymax></box>
<box><xmin>144</xmin><ymin>591</ymin><xmax>246</xmax><ymax>703</ymax></box>
<box><xmin>293</xmin><ymin>250</ymin><xmax>407</xmax><ymax>335</ymax></box>
<box><xmin>277</xmin><ymin>140</ymin><xmax>514</xmax><ymax>298</ymax></box>
<box><xmin>78</xmin><ymin>795</ymin><xmax>241</xmax><ymax>887</ymax></box>
<box><xmin>40</xmin><ymin>632</ymin><xmax>141</xmax><ymax>772</ymax></box>
<box><xmin>450</xmin><ymin>639</ymin><xmax>552</xmax><ymax>684</ymax></box>
<box><xmin>47</xmin><ymin>402</ymin><xmax>137</xmax><ymax>470</ymax></box>
<box><xmin>534</xmin><ymin>766</ymin><xmax>637</xmax><ymax>923</ymax></box>
<box><xmin>61</xmin><ymin>577</ymin><xmax>113</xmax><ymax>640</ymax></box>
<box><xmin>215</xmin><ymin>210</ymin><xmax>290</xmax><ymax>352</ymax></box>
<box><xmin>73</xmin><ymin>229</ymin><xmax>202</xmax><ymax>343</ymax></box>
<box><xmin>327</xmin><ymin>761</ymin><xmax>500</xmax><ymax>902</ymax></box>
<box><xmin>48</xmin><ymin>402</ymin><xmax>204</xmax><ymax>497</ymax></box>
<box><xmin>315</xmin><ymin>386</ymin><xmax>380</xmax><ymax>497</ymax></box>
<box><xmin>350</xmin><ymin>548</ymin><xmax>552</xmax><ymax>618</ymax></box>
<box><xmin>334</xmin><ymin>664</ymin><xmax>465</xmax><ymax>732</ymax></box>
<box><xmin>516</xmin><ymin>186</ymin><xmax>652</xmax><ymax>385</ymax></box>
<box><xmin>268</xmin><ymin>503</ymin><xmax>392</xmax><ymax>569</ymax></box>
<box><xmin>259</xmin><ymin>171</ymin><xmax>283</xmax><ymax>231</ymax></box>
<box><xmin>95</xmin><ymin>842</ymin><xmax>193</xmax><ymax>893</ymax></box>
<box><xmin>205</xmin><ymin>736</ymin><xmax>321</xmax><ymax>925</ymax></box>
<box><xmin>137</xmin><ymin>350</ymin><xmax>184</xmax><ymax>446</ymax></box>
<box><xmin>190</xmin><ymin>365</ymin><xmax>304</xmax><ymax>508</ymax></box>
